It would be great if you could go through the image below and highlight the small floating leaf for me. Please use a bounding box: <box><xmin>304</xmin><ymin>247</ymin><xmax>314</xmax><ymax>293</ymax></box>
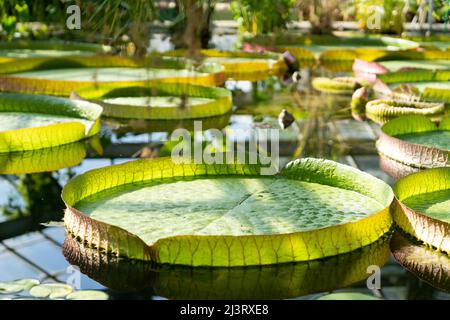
<box><xmin>66</xmin><ymin>290</ymin><xmax>109</xmax><ymax>300</ymax></box>
<box><xmin>29</xmin><ymin>283</ymin><xmax>73</xmax><ymax>299</ymax></box>
<box><xmin>0</xmin><ymin>279</ymin><xmax>39</xmax><ymax>294</ymax></box>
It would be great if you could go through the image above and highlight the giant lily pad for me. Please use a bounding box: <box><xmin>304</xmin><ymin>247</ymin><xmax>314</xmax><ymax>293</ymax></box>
<box><xmin>164</xmin><ymin>49</ymin><xmax>287</xmax><ymax>81</ymax></box>
<box><xmin>391</xmin><ymin>232</ymin><xmax>450</xmax><ymax>293</ymax></box>
<box><xmin>0</xmin><ymin>56</ymin><xmax>224</xmax><ymax>96</ymax></box>
<box><xmin>392</xmin><ymin>167</ymin><xmax>450</xmax><ymax>254</ymax></box>
<box><xmin>73</xmin><ymin>82</ymin><xmax>232</xmax><ymax>120</ymax></box>
<box><xmin>62</xmin><ymin>157</ymin><xmax>393</xmax><ymax>267</ymax></box>
<box><xmin>0</xmin><ymin>93</ymin><xmax>102</xmax><ymax>153</ymax></box>
<box><xmin>377</xmin><ymin>115</ymin><xmax>450</xmax><ymax>168</ymax></box>
<box><xmin>62</xmin><ymin>235</ymin><xmax>390</xmax><ymax>299</ymax></box>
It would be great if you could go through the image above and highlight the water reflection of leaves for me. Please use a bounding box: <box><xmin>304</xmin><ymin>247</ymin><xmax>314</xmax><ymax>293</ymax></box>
<box><xmin>103</xmin><ymin>112</ymin><xmax>232</xmax><ymax>136</ymax></box>
<box><xmin>391</xmin><ymin>232</ymin><xmax>450</xmax><ymax>294</ymax></box>
<box><xmin>0</xmin><ymin>141</ymin><xmax>87</xmax><ymax>175</ymax></box>
<box><xmin>63</xmin><ymin>236</ymin><xmax>390</xmax><ymax>300</ymax></box>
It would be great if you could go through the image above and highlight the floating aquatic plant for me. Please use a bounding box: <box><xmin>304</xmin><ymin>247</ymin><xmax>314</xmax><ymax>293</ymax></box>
<box><xmin>62</xmin><ymin>157</ymin><xmax>393</xmax><ymax>267</ymax></box>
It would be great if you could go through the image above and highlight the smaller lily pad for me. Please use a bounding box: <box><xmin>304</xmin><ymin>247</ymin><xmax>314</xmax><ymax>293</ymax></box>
<box><xmin>0</xmin><ymin>279</ymin><xmax>40</xmax><ymax>294</ymax></box>
<box><xmin>164</xmin><ymin>49</ymin><xmax>286</xmax><ymax>81</ymax></box>
<box><xmin>66</xmin><ymin>290</ymin><xmax>109</xmax><ymax>300</ymax></box>
<box><xmin>377</xmin><ymin>115</ymin><xmax>450</xmax><ymax>168</ymax></box>
<box><xmin>392</xmin><ymin>167</ymin><xmax>450</xmax><ymax>254</ymax></box>
<box><xmin>312</xmin><ymin>77</ymin><xmax>361</xmax><ymax>94</ymax></box>
<box><xmin>29</xmin><ymin>283</ymin><xmax>73</xmax><ymax>299</ymax></box>
<box><xmin>0</xmin><ymin>93</ymin><xmax>102</xmax><ymax>153</ymax></box>
<box><xmin>365</xmin><ymin>99</ymin><xmax>445</xmax><ymax>124</ymax></box>
<box><xmin>74</xmin><ymin>82</ymin><xmax>232</xmax><ymax>120</ymax></box>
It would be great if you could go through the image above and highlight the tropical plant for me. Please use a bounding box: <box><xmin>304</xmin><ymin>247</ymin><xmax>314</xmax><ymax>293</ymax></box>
<box><xmin>168</xmin><ymin>0</ymin><xmax>217</xmax><ymax>54</ymax></box>
<box><xmin>82</xmin><ymin>0</ymin><xmax>155</xmax><ymax>56</ymax></box>
<box><xmin>295</xmin><ymin>0</ymin><xmax>341</xmax><ymax>34</ymax></box>
<box><xmin>231</xmin><ymin>0</ymin><xmax>296</xmax><ymax>34</ymax></box>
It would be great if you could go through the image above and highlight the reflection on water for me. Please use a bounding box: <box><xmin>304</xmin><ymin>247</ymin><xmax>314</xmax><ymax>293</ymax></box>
<box><xmin>63</xmin><ymin>235</ymin><xmax>390</xmax><ymax>300</ymax></box>
<box><xmin>391</xmin><ymin>233</ymin><xmax>450</xmax><ymax>296</ymax></box>
<box><xmin>0</xmin><ymin>172</ymin><xmax>64</xmax><ymax>240</ymax></box>
<box><xmin>1</xmin><ymin>70</ymin><xmax>449</xmax><ymax>299</ymax></box>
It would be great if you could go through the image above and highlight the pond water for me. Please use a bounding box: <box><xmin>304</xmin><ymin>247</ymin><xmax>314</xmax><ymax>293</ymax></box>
<box><xmin>1</xmin><ymin>41</ymin><xmax>449</xmax><ymax>300</ymax></box>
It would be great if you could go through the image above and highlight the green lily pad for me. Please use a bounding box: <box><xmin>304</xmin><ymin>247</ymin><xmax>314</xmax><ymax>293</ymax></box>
<box><xmin>66</xmin><ymin>290</ymin><xmax>109</xmax><ymax>300</ymax></box>
<box><xmin>0</xmin><ymin>41</ymin><xmax>109</xmax><ymax>58</ymax></box>
<box><xmin>0</xmin><ymin>93</ymin><xmax>102</xmax><ymax>153</ymax></box>
<box><xmin>164</xmin><ymin>49</ymin><xmax>285</xmax><ymax>81</ymax></box>
<box><xmin>29</xmin><ymin>283</ymin><xmax>73</xmax><ymax>299</ymax></box>
<box><xmin>392</xmin><ymin>167</ymin><xmax>450</xmax><ymax>254</ymax></box>
<box><xmin>0</xmin><ymin>56</ymin><xmax>224</xmax><ymax>96</ymax></box>
<box><xmin>0</xmin><ymin>279</ymin><xmax>40</xmax><ymax>294</ymax></box>
<box><xmin>377</xmin><ymin>115</ymin><xmax>450</xmax><ymax>168</ymax></box>
<box><xmin>397</xmin><ymin>131</ymin><xmax>450</xmax><ymax>151</ymax></box>
<box><xmin>74</xmin><ymin>82</ymin><xmax>232</xmax><ymax>120</ymax></box>
<box><xmin>62</xmin><ymin>157</ymin><xmax>393</xmax><ymax>266</ymax></box>
<box><xmin>14</xmin><ymin>68</ymin><xmax>207</xmax><ymax>82</ymax></box>
<box><xmin>312</xmin><ymin>77</ymin><xmax>361</xmax><ymax>94</ymax></box>
<box><xmin>379</xmin><ymin>60</ymin><xmax>450</xmax><ymax>72</ymax></box>
<box><xmin>366</xmin><ymin>99</ymin><xmax>445</xmax><ymax>124</ymax></box>
<box><xmin>379</xmin><ymin>69</ymin><xmax>450</xmax><ymax>84</ymax></box>
<box><xmin>0</xmin><ymin>49</ymin><xmax>95</xmax><ymax>59</ymax></box>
